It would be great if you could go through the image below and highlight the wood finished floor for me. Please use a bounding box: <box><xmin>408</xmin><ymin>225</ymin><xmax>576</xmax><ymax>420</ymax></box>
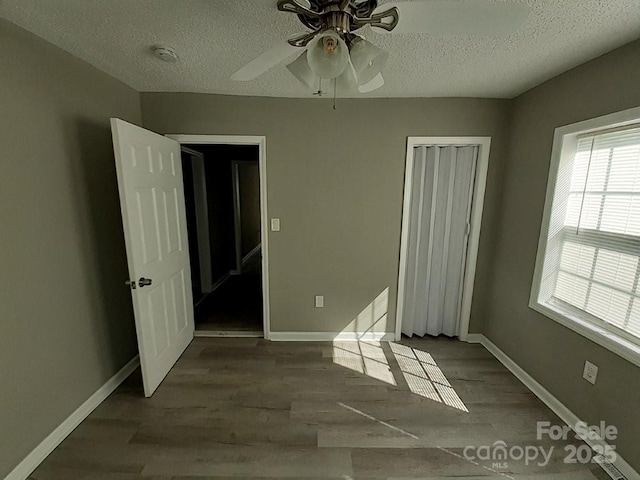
<box><xmin>30</xmin><ymin>336</ymin><xmax>611</xmax><ymax>479</ymax></box>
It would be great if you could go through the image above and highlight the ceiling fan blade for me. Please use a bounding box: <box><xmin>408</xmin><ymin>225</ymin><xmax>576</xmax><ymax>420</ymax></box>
<box><xmin>231</xmin><ymin>41</ymin><xmax>300</xmax><ymax>81</ymax></box>
<box><xmin>374</xmin><ymin>0</ymin><xmax>530</xmax><ymax>36</ymax></box>
<box><xmin>358</xmin><ymin>73</ymin><xmax>384</xmax><ymax>93</ymax></box>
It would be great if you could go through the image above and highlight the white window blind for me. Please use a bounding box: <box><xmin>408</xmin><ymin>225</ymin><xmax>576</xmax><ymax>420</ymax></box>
<box><xmin>538</xmin><ymin>125</ymin><xmax>640</xmax><ymax>343</ymax></box>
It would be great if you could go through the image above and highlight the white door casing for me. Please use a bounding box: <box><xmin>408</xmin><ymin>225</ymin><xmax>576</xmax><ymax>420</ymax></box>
<box><xmin>111</xmin><ymin>118</ymin><xmax>194</xmax><ymax>397</ymax></box>
<box><xmin>396</xmin><ymin>137</ymin><xmax>491</xmax><ymax>341</ymax></box>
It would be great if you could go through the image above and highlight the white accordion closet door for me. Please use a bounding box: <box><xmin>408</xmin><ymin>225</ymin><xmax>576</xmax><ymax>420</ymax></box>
<box><xmin>402</xmin><ymin>145</ymin><xmax>478</xmax><ymax>337</ymax></box>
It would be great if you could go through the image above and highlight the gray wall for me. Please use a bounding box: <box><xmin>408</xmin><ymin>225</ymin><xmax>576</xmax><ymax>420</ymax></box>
<box><xmin>141</xmin><ymin>94</ymin><xmax>511</xmax><ymax>333</ymax></box>
<box><xmin>485</xmin><ymin>39</ymin><xmax>640</xmax><ymax>470</ymax></box>
<box><xmin>0</xmin><ymin>20</ymin><xmax>140</xmax><ymax>477</ymax></box>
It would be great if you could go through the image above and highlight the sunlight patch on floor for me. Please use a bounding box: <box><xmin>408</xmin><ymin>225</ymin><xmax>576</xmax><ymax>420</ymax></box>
<box><xmin>332</xmin><ymin>341</ymin><xmax>396</xmax><ymax>386</ymax></box>
<box><xmin>390</xmin><ymin>342</ymin><xmax>468</xmax><ymax>412</ymax></box>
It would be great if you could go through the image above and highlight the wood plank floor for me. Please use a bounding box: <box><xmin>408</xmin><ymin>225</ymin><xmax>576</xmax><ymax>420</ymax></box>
<box><xmin>30</xmin><ymin>336</ymin><xmax>611</xmax><ymax>479</ymax></box>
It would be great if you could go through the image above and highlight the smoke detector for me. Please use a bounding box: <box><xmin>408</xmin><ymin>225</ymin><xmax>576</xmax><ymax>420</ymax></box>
<box><xmin>153</xmin><ymin>46</ymin><xmax>178</xmax><ymax>63</ymax></box>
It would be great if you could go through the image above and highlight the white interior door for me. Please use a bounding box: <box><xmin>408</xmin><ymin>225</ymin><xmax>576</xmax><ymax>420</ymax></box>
<box><xmin>111</xmin><ymin>118</ymin><xmax>194</xmax><ymax>397</ymax></box>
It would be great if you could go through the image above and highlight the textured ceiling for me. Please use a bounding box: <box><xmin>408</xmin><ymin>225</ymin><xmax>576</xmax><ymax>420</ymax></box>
<box><xmin>2</xmin><ymin>0</ymin><xmax>639</xmax><ymax>98</ymax></box>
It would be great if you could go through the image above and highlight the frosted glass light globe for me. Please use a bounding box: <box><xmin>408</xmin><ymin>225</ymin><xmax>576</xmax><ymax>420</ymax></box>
<box><xmin>307</xmin><ymin>31</ymin><xmax>350</xmax><ymax>80</ymax></box>
<box><xmin>350</xmin><ymin>39</ymin><xmax>389</xmax><ymax>85</ymax></box>
<box><xmin>287</xmin><ymin>51</ymin><xmax>317</xmax><ymax>88</ymax></box>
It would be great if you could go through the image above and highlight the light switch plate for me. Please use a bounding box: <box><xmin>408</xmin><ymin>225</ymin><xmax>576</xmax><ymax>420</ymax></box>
<box><xmin>270</xmin><ymin>218</ymin><xmax>280</xmax><ymax>232</ymax></box>
<box><xmin>315</xmin><ymin>296</ymin><xmax>324</xmax><ymax>308</ymax></box>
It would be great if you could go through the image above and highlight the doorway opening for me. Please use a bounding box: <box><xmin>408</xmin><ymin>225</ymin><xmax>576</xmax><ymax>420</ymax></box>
<box><xmin>396</xmin><ymin>137</ymin><xmax>490</xmax><ymax>342</ymax></box>
<box><xmin>170</xmin><ymin>136</ymin><xmax>269</xmax><ymax>338</ymax></box>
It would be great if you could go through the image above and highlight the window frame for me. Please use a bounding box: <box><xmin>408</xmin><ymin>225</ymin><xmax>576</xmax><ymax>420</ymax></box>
<box><xmin>530</xmin><ymin>106</ymin><xmax>640</xmax><ymax>368</ymax></box>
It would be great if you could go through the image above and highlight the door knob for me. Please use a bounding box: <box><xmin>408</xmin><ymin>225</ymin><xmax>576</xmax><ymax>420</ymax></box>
<box><xmin>138</xmin><ymin>277</ymin><xmax>153</xmax><ymax>288</ymax></box>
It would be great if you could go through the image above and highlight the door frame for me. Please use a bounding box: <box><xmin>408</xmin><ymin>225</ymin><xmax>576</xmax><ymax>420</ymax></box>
<box><xmin>395</xmin><ymin>137</ymin><xmax>491</xmax><ymax>342</ymax></box>
<box><xmin>166</xmin><ymin>135</ymin><xmax>270</xmax><ymax>340</ymax></box>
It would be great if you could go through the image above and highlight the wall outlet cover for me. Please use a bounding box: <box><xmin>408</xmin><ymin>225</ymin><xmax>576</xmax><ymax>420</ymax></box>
<box><xmin>315</xmin><ymin>296</ymin><xmax>324</xmax><ymax>308</ymax></box>
<box><xmin>583</xmin><ymin>360</ymin><xmax>598</xmax><ymax>385</ymax></box>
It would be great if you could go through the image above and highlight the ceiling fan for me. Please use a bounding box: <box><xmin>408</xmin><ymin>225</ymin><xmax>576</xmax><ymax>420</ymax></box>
<box><xmin>231</xmin><ymin>0</ymin><xmax>530</xmax><ymax>94</ymax></box>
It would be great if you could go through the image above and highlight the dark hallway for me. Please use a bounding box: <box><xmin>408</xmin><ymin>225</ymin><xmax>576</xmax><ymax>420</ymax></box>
<box><xmin>195</xmin><ymin>242</ymin><xmax>263</xmax><ymax>335</ymax></box>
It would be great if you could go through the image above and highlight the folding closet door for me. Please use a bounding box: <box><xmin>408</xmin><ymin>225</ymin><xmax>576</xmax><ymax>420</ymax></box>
<box><xmin>402</xmin><ymin>145</ymin><xmax>478</xmax><ymax>337</ymax></box>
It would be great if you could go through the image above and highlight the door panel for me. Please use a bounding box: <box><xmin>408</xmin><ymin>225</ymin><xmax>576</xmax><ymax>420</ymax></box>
<box><xmin>111</xmin><ymin>118</ymin><xmax>194</xmax><ymax>397</ymax></box>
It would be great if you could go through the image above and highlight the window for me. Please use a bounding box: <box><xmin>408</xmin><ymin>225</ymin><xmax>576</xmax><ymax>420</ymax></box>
<box><xmin>531</xmin><ymin>108</ymin><xmax>640</xmax><ymax>365</ymax></box>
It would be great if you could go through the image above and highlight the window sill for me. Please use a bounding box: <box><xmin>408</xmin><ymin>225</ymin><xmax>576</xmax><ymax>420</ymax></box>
<box><xmin>529</xmin><ymin>301</ymin><xmax>640</xmax><ymax>368</ymax></box>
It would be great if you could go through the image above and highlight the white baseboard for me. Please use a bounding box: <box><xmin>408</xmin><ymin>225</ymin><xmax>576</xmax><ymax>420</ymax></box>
<box><xmin>269</xmin><ymin>331</ymin><xmax>395</xmax><ymax>342</ymax></box>
<box><xmin>464</xmin><ymin>334</ymin><xmax>638</xmax><ymax>480</ymax></box>
<box><xmin>196</xmin><ymin>273</ymin><xmax>232</xmax><ymax>306</ymax></box>
<box><xmin>464</xmin><ymin>333</ymin><xmax>485</xmax><ymax>344</ymax></box>
<box><xmin>242</xmin><ymin>243</ymin><xmax>261</xmax><ymax>266</ymax></box>
<box><xmin>203</xmin><ymin>272</ymin><xmax>232</xmax><ymax>295</ymax></box>
<box><xmin>6</xmin><ymin>355</ymin><xmax>140</xmax><ymax>480</ymax></box>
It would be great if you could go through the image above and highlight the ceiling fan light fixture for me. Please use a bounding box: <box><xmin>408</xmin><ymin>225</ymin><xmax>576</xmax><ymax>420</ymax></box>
<box><xmin>286</xmin><ymin>51</ymin><xmax>317</xmax><ymax>89</ymax></box>
<box><xmin>349</xmin><ymin>38</ymin><xmax>389</xmax><ymax>85</ymax></box>
<box><xmin>307</xmin><ymin>30</ymin><xmax>350</xmax><ymax>79</ymax></box>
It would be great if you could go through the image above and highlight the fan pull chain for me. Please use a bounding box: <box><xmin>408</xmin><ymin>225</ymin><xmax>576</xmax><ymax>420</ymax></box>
<box><xmin>313</xmin><ymin>78</ymin><xmax>323</xmax><ymax>97</ymax></box>
<box><xmin>333</xmin><ymin>78</ymin><xmax>337</xmax><ymax>110</ymax></box>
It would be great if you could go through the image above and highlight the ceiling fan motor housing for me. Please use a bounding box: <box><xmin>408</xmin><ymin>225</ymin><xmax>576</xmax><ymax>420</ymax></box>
<box><xmin>298</xmin><ymin>0</ymin><xmax>379</xmax><ymax>31</ymax></box>
<box><xmin>278</xmin><ymin>0</ymin><xmax>398</xmax><ymax>50</ymax></box>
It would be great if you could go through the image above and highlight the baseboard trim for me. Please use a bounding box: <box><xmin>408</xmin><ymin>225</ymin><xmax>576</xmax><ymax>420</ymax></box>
<box><xmin>464</xmin><ymin>333</ymin><xmax>485</xmax><ymax>344</ymax></box>
<box><xmin>196</xmin><ymin>273</ymin><xmax>232</xmax><ymax>303</ymax></box>
<box><xmin>6</xmin><ymin>355</ymin><xmax>140</xmax><ymax>480</ymax></box>
<box><xmin>211</xmin><ymin>273</ymin><xmax>231</xmax><ymax>291</ymax></box>
<box><xmin>464</xmin><ymin>334</ymin><xmax>638</xmax><ymax>480</ymax></box>
<box><xmin>269</xmin><ymin>332</ymin><xmax>395</xmax><ymax>342</ymax></box>
<box><xmin>242</xmin><ymin>243</ymin><xmax>261</xmax><ymax>266</ymax></box>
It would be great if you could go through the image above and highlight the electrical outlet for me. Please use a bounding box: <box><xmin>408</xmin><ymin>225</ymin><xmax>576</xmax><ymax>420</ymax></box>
<box><xmin>270</xmin><ymin>218</ymin><xmax>280</xmax><ymax>232</ymax></box>
<box><xmin>315</xmin><ymin>296</ymin><xmax>324</xmax><ymax>308</ymax></box>
<box><xmin>583</xmin><ymin>360</ymin><xmax>598</xmax><ymax>385</ymax></box>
